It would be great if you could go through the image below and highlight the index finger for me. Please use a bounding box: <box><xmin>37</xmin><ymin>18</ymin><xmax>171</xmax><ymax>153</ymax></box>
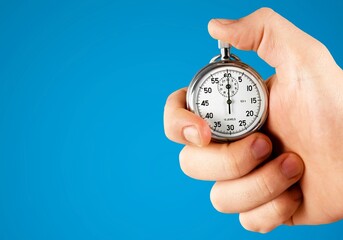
<box><xmin>163</xmin><ymin>88</ymin><xmax>211</xmax><ymax>146</ymax></box>
<box><xmin>208</xmin><ymin>8</ymin><xmax>329</xmax><ymax>70</ymax></box>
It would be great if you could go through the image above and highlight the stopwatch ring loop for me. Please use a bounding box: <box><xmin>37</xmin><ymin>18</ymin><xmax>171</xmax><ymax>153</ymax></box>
<box><xmin>209</xmin><ymin>53</ymin><xmax>240</xmax><ymax>63</ymax></box>
<box><xmin>229</xmin><ymin>53</ymin><xmax>240</xmax><ymax>62</ymax></box>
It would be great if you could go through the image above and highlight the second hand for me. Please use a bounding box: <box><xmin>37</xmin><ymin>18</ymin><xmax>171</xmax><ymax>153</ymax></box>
<box><xmin>227</xmin><ymin>77</ymin><xmax>232</xmax><ymax>114</ymax></box>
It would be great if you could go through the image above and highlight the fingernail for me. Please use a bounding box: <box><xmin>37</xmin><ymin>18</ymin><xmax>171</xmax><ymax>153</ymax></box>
<box><xmin>251</xmin><ymin>138</ymin><xmax>270</xmax><ymax>160</ymax></box>
<box><xmin>281</xmin><ymin>156</ymin><xmax>302</xmax><ymax>179</ymax></box>
<box><xmin>183</xmin><ymin>126</ymin><xmax>201</xmax><ymax>146</ymax></box>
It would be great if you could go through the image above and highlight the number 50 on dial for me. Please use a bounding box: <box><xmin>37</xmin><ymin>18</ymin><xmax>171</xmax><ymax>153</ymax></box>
<box><xmin>187</xmin><ymin>42</ymin><xmax>268</xmax><ymax>142</ymax></box>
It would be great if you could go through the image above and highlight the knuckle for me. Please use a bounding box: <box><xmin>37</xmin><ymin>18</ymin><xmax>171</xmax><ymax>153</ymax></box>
<box><xmin>163</xmin><ymin>89</ymin><xmax>188</xmax><ymax>142</ymax></box>
<box><xmin>165</xmin><ymin>90</ymin><xmax>178</xmax><ymax>106</ymax></box>
<box><xmin>257</xmin><ymin>7</ymin><xmax>280</xmax><ymax>30</ymax></box>
<box><xmin>257</xmin><ymin>7</ymin><xmax>275</xmax><ymax>17</ymax></box>
<box><xmin>164</xmin><ymin>91</ymin><xmax>181</xmax><ymax>117</ymax></box>
<box><xmin>255</xmin><ymin>174</ymin><xmax>275</xmax><ymax>199</ymax></box>
<box><xmin>232</xmin><ymin>33</ymin><xmax>247</xmax><ymax>51</ymax></box>
<box><xmin>221</xmin><ymin>144</ymin><xmax>241</xmax><ymax>179</ymax></box>
<box><xmin>270</xmin><ymin>198</ymin><xmax>290</xmax><ymax>221</ymax></box>
<box><xmin>311</xmin><ymin>40</ymin><xmax>331</xmax><ymax>62</ymax></box>
<box><xmin>164</xmin><ymin>88</ymin><xmax>186</xmax><ymax>110</ymax></box>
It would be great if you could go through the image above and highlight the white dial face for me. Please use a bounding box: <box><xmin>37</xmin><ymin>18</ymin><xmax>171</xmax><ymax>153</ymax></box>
<box><xmin>192</xmin><ymin>65</ymin><xmax>267</xmax><ymax>140</ymax></box>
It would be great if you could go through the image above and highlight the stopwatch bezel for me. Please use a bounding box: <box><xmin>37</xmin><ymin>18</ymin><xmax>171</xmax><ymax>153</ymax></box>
<box><xmin>186</xmin><ymin>60</ymin><xmax>269</xmax><ymax>142</ymax></box>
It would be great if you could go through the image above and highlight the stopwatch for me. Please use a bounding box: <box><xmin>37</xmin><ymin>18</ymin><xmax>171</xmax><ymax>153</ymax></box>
<box><xmin>187</xmin><ymin>41</ymin><xmax>268</xmax><ymax>142</ymax></box>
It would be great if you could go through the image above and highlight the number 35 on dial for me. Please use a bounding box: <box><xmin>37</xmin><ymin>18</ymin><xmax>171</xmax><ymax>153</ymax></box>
<box><xmin>187</xmin><ymin>55</ymin><xmax>268</xmax><ymax>142</ymax></box>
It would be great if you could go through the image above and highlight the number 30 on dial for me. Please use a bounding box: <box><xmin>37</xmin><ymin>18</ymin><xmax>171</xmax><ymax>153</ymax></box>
<box><xmin>187</xmin><ymin>61</ymin><xmax>268</xmax><ymax>142</ymax></box>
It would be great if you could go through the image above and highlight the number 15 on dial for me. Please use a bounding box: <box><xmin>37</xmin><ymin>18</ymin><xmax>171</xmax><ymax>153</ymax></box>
<box><xmin>187</xmin><ymin>41</ymin><xmax>268</xmax><ymax>142</ymax></box>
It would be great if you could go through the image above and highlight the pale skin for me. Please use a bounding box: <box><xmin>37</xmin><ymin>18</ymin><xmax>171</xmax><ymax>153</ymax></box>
<box><xmin>163</xmin><ymin>8</ymin><xmax>343</xmax><ymax>233</ymax></box>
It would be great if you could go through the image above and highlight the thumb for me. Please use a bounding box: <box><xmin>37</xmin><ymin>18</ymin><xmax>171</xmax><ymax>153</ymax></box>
<box><xmin>208</xmin><ymin>8</ymin><xmax>332</xmax><ymax>70</ymax></box>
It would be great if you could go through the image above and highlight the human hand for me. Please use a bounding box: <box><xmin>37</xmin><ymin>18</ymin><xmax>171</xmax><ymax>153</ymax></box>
<box><xmin>164</xmin><ymin>88</ymin><xmax>304</xmax><ymax>232</ymax></box>
<box><xmin>208</xmin><ymin>7</ymin><xmax>343</xmax><ymax>229</ymax></box>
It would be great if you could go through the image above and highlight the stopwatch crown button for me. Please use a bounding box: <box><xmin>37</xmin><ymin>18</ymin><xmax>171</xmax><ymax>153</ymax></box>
<box><xmin>218</xmin><ymin>40</ymin><xmax>231</xmax><ymax>49</ymax></box>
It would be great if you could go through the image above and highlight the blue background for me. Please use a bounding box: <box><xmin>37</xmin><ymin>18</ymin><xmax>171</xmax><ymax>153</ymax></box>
<box><xmin>1</xmin><ymin>0</ymin><xmax>343</xmax><ymax>239</ymax></box>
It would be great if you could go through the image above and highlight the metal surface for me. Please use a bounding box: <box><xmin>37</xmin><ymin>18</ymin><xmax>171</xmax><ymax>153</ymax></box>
<box><xmin>187</xmin><ymin>59</ymin><xmax>269</xmax><ymax>142</ymax></box>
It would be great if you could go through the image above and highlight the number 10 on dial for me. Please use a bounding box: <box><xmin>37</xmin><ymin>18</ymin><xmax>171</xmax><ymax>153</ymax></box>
<box><xmin>187</xmin><ymin>41</ymin><xmax>268</xmax><ymax>142</ymax></box>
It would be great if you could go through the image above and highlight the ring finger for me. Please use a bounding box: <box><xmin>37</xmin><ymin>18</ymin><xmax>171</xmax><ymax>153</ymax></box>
<box><xmin>210</xmin><ymin>153</ymin><xmax>304</xmax><ymax>213</ymax></box>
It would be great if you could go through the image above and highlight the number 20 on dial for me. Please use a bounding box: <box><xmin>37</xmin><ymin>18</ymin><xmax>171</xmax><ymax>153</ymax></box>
<box><xmin>187</xmin><ymin>41</ymin><xmax>268</xmax><ymax>142</ymax></box>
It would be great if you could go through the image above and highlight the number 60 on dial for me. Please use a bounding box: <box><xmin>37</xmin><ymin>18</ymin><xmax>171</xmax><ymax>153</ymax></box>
<box><xmin>187</xmin><ymin>41</ymin><xmax>268</xmax><ymax>142</ymax></box>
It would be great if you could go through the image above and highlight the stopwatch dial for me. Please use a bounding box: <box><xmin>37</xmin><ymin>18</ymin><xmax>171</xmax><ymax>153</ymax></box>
<box><xmin>194</xmin><ymin>66</ymin><xmax>266</xmax><ymax>140</ymax></box>
<box><xmin>217</xmin><ymin>75</ymin><xmax>239</xmax><ymax>97</ymax></box>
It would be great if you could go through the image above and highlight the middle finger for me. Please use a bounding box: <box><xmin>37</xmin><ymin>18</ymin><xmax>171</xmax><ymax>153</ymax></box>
<box><xmin>179</xmin><ymin>133</ymin><xmax>272</xmax><ymax>181</ymax></box>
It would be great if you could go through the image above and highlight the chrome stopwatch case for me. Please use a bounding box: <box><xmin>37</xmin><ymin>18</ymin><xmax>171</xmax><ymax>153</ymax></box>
<box><xmin>187</xmin><ymin>41</ymin><xmax>268</xmax><ymax>142</ymax></box>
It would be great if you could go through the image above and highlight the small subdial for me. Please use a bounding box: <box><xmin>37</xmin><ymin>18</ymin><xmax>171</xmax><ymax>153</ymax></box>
<box><xmin>217</xmin><ymin>76</ymin><xmax>239</xmax><ymax>97</ymax></box>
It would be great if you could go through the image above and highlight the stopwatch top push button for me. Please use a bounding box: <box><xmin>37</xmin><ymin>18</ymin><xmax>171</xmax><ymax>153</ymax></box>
<box><xmin>218</xmin><ymin>40</ymin><xmax>230</xmax><ymax>49</ymax></box>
